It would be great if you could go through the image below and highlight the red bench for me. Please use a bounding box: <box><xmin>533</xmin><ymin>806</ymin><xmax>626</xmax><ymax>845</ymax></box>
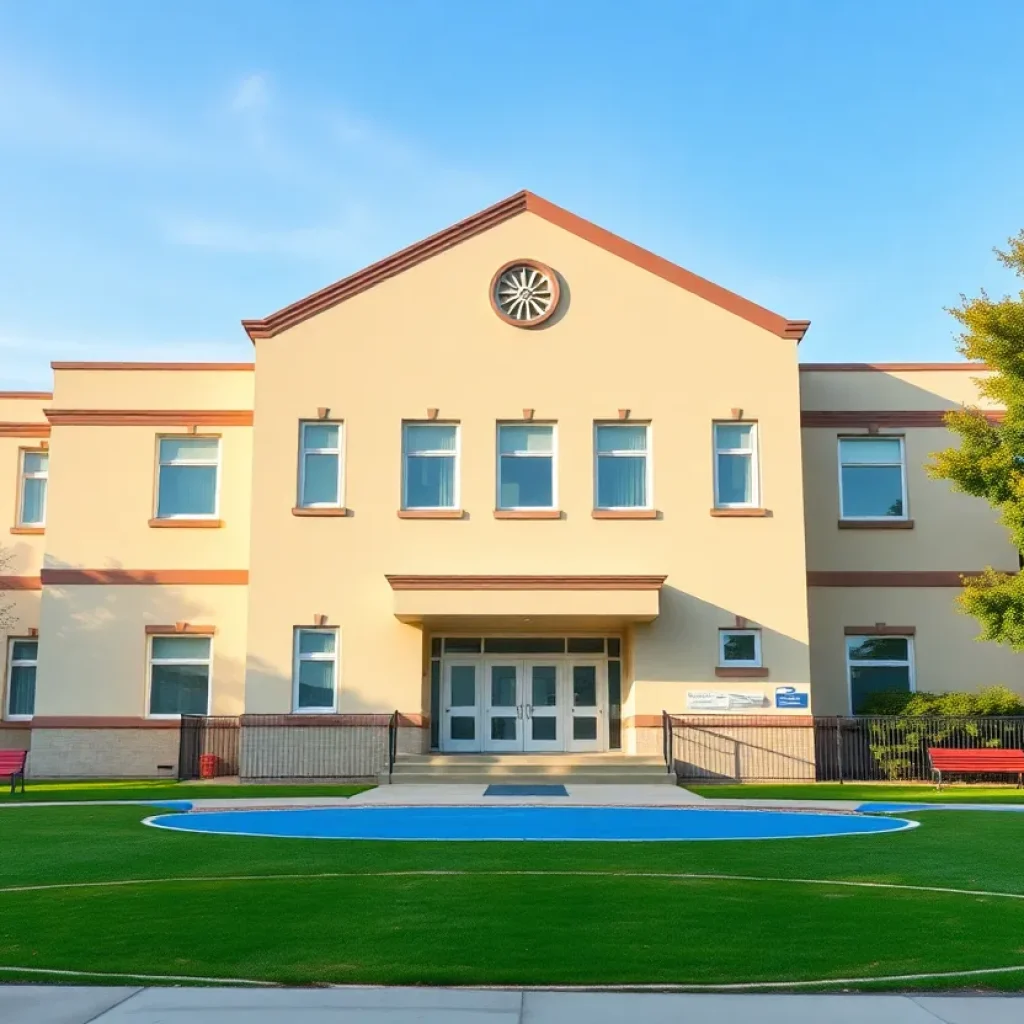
<box><xmin>928</xmin><ymin>747</ymin><xmax>1024</xmax><ymax>790</ymax></box>
<box><xmin>0</xmin><ymin>749</ymin><xmax>27</xmax><ymax>794</ymax></box>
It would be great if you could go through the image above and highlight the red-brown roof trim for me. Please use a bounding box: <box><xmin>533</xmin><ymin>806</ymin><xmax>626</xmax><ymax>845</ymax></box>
<box><xmin>51</xmin><ymin>362</ymin><xmax>254</xmax><ymax>371</ymax></box>
<box><xmin>242</xmin><ymin>191</ymin><xmax>808</xmax><ymax>343</ymax></box>
<box><xmin>800</xmin><ymin>363</ymin><xmax>989</xmax><ymax>372</ymax></box>
<box><xmin>0</xmin><ymin>391</ymin><xmax>53</xmax><ymax>399</ymax></box>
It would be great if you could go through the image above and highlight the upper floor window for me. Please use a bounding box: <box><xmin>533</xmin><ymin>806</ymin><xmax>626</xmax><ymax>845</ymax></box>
<box><xmin>719</xmin><ymin>628</ymin><xmax>761</xmax><ymax>668</ymax></box>
<box><xmin>299</xmin><ymin>422</ymin><xmax>343</xmax><ymax>508</ymax></box>
<box><xmin>846</xmin><ymin>635</ymin><xmax>914</xmax><ymax>714</ymax></box>
<box><xmin>293</xmin><ymin>628</ymin><xmax>339</xmax><ymax>712</ymax></box>
<box><xmin>156</xmin><ymin>437</ymin><xmax>220</xmax><ymax>519</ymax></box>
<box><xmin>5</xmin><ymin>639</ymin><xmax>37</xmax><ymax>720</ymax></box>
<box><xmin>595</xmin><ymin>424</ymin><xmax>651</xmax><ymax>509</ymax></box>
<box><xmin>838</xmin><ymin>437</ymin><xmax>906</xmax><ymax>520</ymax></box>
<box><xmin>714</xmin><ymin>423</ymin><xmax>758</xmax><ymax>508</ymax></box>
<box><xmin>497</xmin><ymin>424</ymin><xmax>556</xmax><ymax>509</ymax></box>
<box><xmin>148</xmin><ymin>635</ymin><xmax>212</xmax><ymax>716</ymax></box>
<box><xmin>17</xmin><ymin>451</ymin><xmax>48</xmax><ymax>527</ymax></box>
<box><xmin>403</xmin><ymin>423</ymin><xmax>459</xmax><ymax>510</ymax></box>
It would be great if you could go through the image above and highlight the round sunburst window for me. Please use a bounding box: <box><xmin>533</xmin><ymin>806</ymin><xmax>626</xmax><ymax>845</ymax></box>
<box><xmin>490</xmin><ymin>259</ymin><xmax>560</xmax><ymax>327</ymax></box>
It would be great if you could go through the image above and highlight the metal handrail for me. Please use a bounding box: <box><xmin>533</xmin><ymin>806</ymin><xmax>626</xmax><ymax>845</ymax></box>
<box><xmin>388</xmin><ymin>710</ymin><xmax>400</xmax><ymax>779</ymax></box>
<box><xmin>662</xmin><ymin>710</ymin><xmax>672</xmax><ymax>774</ymax></box>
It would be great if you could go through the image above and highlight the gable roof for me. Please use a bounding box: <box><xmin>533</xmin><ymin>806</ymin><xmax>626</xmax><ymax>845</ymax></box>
<box><xmin>241</xmin><ymin>191</ymin><xmax>810</xmax><ymax>342</ymax></box>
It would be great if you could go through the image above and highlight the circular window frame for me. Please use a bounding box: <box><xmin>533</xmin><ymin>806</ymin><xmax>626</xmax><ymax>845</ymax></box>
<box><xmin>489</xmin><ymin>259</ymin><xmax>561</xmax><ymax>328</ymax></box>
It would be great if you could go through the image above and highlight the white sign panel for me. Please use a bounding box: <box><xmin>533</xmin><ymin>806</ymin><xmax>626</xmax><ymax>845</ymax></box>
<box><xmin>685</xmin><ymin>690</ymin><xmax>769</xmax><ymax>712</ymax></box>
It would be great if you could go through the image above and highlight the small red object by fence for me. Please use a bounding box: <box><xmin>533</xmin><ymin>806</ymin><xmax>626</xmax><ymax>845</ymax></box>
<box><xmin>928</xmin><ymin>747</ymin><xmax>1024</xmax><ymax>789</ymax></box>
<box><xmin>0</xmin><ymin>749</ymin><xmax>28</xmax><ymax>794</ymax></box>
<box><xmin>198</xmin><ymin>753</ymin><xmax>220</xmax><ymax>780</ymax></box>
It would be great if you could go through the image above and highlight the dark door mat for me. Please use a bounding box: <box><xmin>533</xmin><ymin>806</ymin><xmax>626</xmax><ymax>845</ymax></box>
<box><xmin>483</xmin><ymin>784</ymin><xmax>569</xmax><ymax>797</ymax></box>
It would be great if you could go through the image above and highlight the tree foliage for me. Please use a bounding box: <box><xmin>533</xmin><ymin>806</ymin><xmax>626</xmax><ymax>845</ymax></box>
<box><xmin>927</xmin><ymin>231</ymin><xmax>1024</xmax><ymax>650</ymax></box>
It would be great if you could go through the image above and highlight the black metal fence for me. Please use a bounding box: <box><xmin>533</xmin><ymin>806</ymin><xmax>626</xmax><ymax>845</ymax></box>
<box><xmin>178</xmin><ymin>714</ymin><xmax>398</xmax><ymax>781</ymax></box>
<box><xmin>178</xmin><ymin>716</ymin><xmax>240</xmax><ymax>780</ymax></box>
<box><xmin>664</xmin><ymin>713</ymin><xmax>1024</xmax><ymax>783</ymax></box>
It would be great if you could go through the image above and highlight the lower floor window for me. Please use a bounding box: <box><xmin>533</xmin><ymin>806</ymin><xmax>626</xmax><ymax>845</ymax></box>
<box><xmin>719</xmin><ymin>629</ymin><xmax>761</xmax><ymax>667</ymax></box>
<box><xmin>149</xmin><ymin>636</ymin><xmax>211</xmax><ymax>715</ymax></box>
<box><xmin>294</xmin><ymin>629</ymin><xmax>338</xmax><ymax>711</ymax></box>
<box><xmin>846</xmin><ymin>635</ymin><xmax>913</xmax><ymax>713</ymax></box>
<box><xmin>6</xmin><ymin>639</ymin><xmax>37</xmax><ymax>718</ymax></box>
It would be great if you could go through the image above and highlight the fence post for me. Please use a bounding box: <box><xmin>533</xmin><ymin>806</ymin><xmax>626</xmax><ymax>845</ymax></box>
<box><xmin>835</xmin><ymin>717</ymin><xmax>844</xmax><ymax>785</ymax></box>
<box><xmin>662</xmin><ymin>711</ymin><xmax>671</xmax><ymax>775</ymax></box>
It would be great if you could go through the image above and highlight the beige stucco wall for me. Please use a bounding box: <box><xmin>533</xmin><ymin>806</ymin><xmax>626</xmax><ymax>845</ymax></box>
<box><xmin>44</xmin><ymin>424</ymin><xmax>252</xmax><ymax>571</ymax></box>
<box><xmin>799</xmin><ymin>368</ymin><xmax>999</xmax><ymax>412</ymax></box>
<box><xmin>245</xmin><ymin>211</ymin><xmax>812</xmax><ymax>723</ymax></box>
<box><xmin>808</xmin><ymin>586</ymin><xmax>1023</xmax><ymax>715</ymax></box>
<box><xmin>34</xmin><ymin>584</ymin><xmax>248</xmax><ymax>717</ymax></box>
<box><xmin>802</xmin><ymin>426</ymin><xmax>1019</xmax><ymax>573</ymax></box>
<box><xmin>51</xmin><ymin>368</ymin><xmax>254</xmax><ymax>411</ymax></box>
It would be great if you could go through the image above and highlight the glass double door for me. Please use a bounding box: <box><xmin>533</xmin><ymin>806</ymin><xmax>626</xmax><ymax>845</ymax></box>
<box><xmin>442</xmin><ymin>658</ymin><xmax>604</xmax><ymax>753</ymax></box>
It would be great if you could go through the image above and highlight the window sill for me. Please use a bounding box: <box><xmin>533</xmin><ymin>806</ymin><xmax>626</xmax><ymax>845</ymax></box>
<box><xmin>494</xmin><ymin>509</ymin><xmax>562</xmax><ymax>519</ymax></box>
<box><xmin>715</xmin><ymin>666</ymin><xmax>770</xmax><ymax>678</ymax></box>
<box><xmin>710</xmin><ymin>508</ymin><xmax>771</xmax><ymax>518</ymax></box>
<box><xmin>397</xmin><ymin>509</ymin><xmax>465</xmax><ymax>519</ymax></box>
<box><xmin>292</xmin><ymin>507</ymin><xmax>349</xmax><ymax>517</ymax></box>
<box><xmin>10</xmin><ymin>526</ymin><xmax>44</xmax><ymax>535</ymax></box>
<box><xmin>838</xmin><ymin>519</ymin><xmax>914</xmax><ymax>530</ymax></box>
<box><xmin>1</xmin><ymin>717</ymin><xmax>33</xmax><ymax>725</ymax></box>
<box><xmin>148</xmin><ymin>518</ymin><xmax>224</xmax><ymax>529</ymax></box>
<box><xmin>592</xmin><ymin>509</ymin><xmax>657</xmax><ymax>519</ymax></box>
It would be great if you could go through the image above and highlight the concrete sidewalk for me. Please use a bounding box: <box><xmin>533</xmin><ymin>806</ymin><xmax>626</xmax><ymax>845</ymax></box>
<box><xmin>3</xmin><ymin>986</ymin><xmax>1023</xmax><ymax>1023</ymax></box>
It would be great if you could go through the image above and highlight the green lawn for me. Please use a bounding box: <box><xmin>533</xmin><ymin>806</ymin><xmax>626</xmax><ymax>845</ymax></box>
<box><xmin>2</xmin><ymin>804</ymin><xmax>1024</xmax><ymax>989</ymax></box>
<box><xmin>686</xmin><ymin>783</ymin><xmax>1024</xmax><ymax>803</ymax></box>
<box><xmin>0</xmin><ymin>780</ymin><xmax>372</xmax><ymax>803</ymax></box>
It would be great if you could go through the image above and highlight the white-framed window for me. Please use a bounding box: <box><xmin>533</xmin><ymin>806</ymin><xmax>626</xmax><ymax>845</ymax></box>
<box><xmin>293</xmin><ymin>628</ymin><xmax>339</xmax><ymax>712</ymax></box>
<box><xmin>714</xmin><ymin>423</ymin><xmax>758</xmax><ymax>508</ymax></box>
<box><xmin>5</xmin><ymin>639</ymin><xmax>37</xmax><ymax>720</ymax></box>
<box><xmin>17</xmin><ymin>450</ymin><xmax>48</xmax><ymax>527</ymax></box>
<box><xmin>402</xmin><ymin>423</ymin><xmax>459</xmax><ymax>510</ymax></box>
<box><xmin>298</xmin><ymin>422</ymin><xmax>343</xmax><ymax>508</ymax></box>
<box><xmin>838</xmin><ymin>437</ymin><xmax>907</xmax><ymax>520</ymax></box>
<box><xmin>156</xmin><ymin>437</ymin><xmax>220</xmax><ymax>519</ymax></box>
<box><xmin>846</xmin><ymin>635</ymin><xmax>915</xmax><ymax>714</ymax></box>
<box><xmin>497</xmin><ymin>424</ymin><xmax>556</xmax><ymax>509</ymax></box>
<box><xmin>718</xmin><ymin>629</ymin><xmax>762</xmax><ymax>667</ymax></box>
<box><xmin>148</xmin><ymin>635</ymin><xmax>212</xmax><ymax>717</ymax></box>
<box><xmin>594</xmin><ymin>423</ymin><xmax>651</xmax><ymax>509</ymax></box>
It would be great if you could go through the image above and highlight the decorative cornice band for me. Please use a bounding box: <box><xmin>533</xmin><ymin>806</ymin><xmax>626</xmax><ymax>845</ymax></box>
<box><xmin>801</xmin><ymin>410</ymin><xmax>1004</xmax><ymax>427</ymax></box>
<box><xmin>385</xmin><ymin>574</ymin><xmax>667</xmax><ymax>591</ymax></box>
<box><xmin>807</xmin><ymin>571</ymin><xmax>994</xmax><ymax>587</ymax></box>
<box><xmin>41</xmin><ymin>569</ymin><xmax>249</xmax><ymax>586</ymax></box>
<box><xmin>0</xmin><ymin>423</ymin><xmax>51</xmax><ymax>437</ymax></box>
<box><xmin>45</xmin><ymin>409</ymin><xmax>253</xmax><ymax>426</ymax></box>
<box><xmin>0</xmin><ymin>576</ymin><xmax>42</xmax><ymax>590</ymax></box>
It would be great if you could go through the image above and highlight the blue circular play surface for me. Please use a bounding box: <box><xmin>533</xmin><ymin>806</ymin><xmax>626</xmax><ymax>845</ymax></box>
<box><xmin>146</xmin><ymin>806</ymin><xmax>917</xmax><ymax>842</ymax></box>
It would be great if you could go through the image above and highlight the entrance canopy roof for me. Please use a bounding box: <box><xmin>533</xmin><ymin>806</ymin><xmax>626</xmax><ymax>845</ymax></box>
<box><xmin>384</xmin><ymin>575</ymin><xmax>666</xmax><ymax>627</ymax></box>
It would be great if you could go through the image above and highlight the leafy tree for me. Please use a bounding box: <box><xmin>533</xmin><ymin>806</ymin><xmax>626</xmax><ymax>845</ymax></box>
<box><xmin>927</xmin><ymin>231</ymin><xmax>1024</xmax><ymax>650</ymax></box>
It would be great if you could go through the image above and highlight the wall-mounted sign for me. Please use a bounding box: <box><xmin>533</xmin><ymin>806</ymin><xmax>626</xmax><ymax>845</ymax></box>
<box><xmin>774</xmin><ymin>686</ymin><xmax>809</xmax><ymax>709</ymax></box>
<box><xmin>686</xmin><ymin>690</ymin><xmax>768</xmax><ymax>712</ymax></box>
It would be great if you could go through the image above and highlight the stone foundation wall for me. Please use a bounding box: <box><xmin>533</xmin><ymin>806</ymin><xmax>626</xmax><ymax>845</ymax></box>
<box><xmin>27</xmin><ymin>728</ymin><xmax>180</xmax><ymax>778</ymax></box>
<box><xmin>0</xmin><ymin>726</ymin><xmax>31</xmax><ymax>752</ymax></box>
<box><xmin>636</xmin><ymin>720</ymin><xmax>816</xmax><ymax>781</ymax></box>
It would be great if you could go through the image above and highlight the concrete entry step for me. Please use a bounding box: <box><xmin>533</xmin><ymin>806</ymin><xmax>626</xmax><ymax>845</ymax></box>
<box><xmin>391</xmin><ymin>763</ymin><xmax>670</xmax><ymax>777</ymax></box>
<box><xmin>387</xmin><ymin>771</ymin><xmax>677</xmax><ymax>786</ymax></box>
<box><xmin>400</xmin><ymin>753</ymin><xmax>665</xmax><ymax>766</ymax></box>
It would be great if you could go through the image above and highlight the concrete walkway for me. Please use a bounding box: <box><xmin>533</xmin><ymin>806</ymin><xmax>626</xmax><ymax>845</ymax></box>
<box><xmin>3</xmin><ymin>986</ymin><xmax>1022</xmax><ymax>1023</ymax></box>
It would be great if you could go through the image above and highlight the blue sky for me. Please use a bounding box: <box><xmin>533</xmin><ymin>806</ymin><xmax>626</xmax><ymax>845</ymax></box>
<box><xmin>2</xmin><ymin>1</ymin><xmax>1023</xmax><ymax>387</ymax></box>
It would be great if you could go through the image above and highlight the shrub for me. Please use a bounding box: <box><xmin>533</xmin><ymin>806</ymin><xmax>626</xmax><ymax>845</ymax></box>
<box><xmin>856</xmin><ymin>686</ymin><xmax>1024</xmax><ymax>780</ymax></box>
<box><xmin>858</xmin><ymin>686</ymin><xmax>1024</xmax><ymax>717</ymax></box>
